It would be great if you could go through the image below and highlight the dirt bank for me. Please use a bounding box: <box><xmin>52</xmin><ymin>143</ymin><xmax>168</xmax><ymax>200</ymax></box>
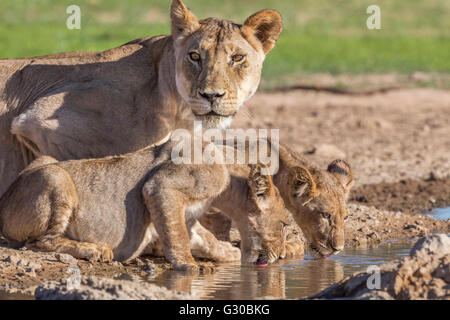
<box><xmin>350</xmin><ymin>178</ymin><xmax>450</xmax><ymax>215</ymax></box>
<box><xmin>235</xmin><ymin>88</ymin><xmax>450</xmax><ymax>187</ymax></box>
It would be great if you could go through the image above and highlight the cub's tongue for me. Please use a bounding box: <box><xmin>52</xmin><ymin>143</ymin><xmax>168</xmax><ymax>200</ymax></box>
<box><xmin>255</xmin><ymin>256</ymin><xmax>268</xmax><ymax>267</ymax></box>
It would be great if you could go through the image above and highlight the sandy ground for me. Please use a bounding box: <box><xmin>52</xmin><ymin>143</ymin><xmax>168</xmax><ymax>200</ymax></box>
<box><xmin>234</xmin><ymin>86</ymin><xmax>450</xmax><ymax>245</ymax></box>
<box><xmin>1</xmin><ymin>87</ymin><xmax>449</xmax><ymax>298</ymax></box>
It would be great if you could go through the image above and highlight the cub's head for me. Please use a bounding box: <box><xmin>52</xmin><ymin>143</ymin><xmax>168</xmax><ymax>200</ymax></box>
<box><xmin>241</xmin><ymin>164</ymin><xmax>289</xmax><ymax>266</ymax></box>
<box><xmin>170</xmin><ymin>0</ymin><xmax>282</xmax><ymax>128</ymax></box>
<box><xmin>286</xmin><ymin>160</ymin><xmax>354</xmax><ymax>258</ymax></box>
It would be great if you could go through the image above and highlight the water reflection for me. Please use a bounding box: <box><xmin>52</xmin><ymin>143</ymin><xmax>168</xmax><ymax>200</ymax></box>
<box><xmin>148</xmin><ymin>241</ymin><xmax>413</xmax><ymax>300</ymax></box>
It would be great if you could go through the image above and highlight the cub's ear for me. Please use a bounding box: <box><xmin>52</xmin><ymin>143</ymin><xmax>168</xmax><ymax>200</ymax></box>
<box><xmin>242</xmin><ymin>9</ymin><xmax>283</xmax><ymax>54</ymax></box>
<box><xmin>248</xmin><ymin>164</ymin><xmax>274</xmax><ymax>198</ymax></box>
<box><xmin>288</xmin><ymin>166</ymin><xmax>317</xmax><ymax>205</ymax></box>
<box><xmin>171</xmin><ymin>0</ymin><xmax>200</xmax><ymax>40</ymax></box>
<box><xmin>327</xmin><ymin>159</ymin><xmax>354</xmax><ymax>198</ymax></box>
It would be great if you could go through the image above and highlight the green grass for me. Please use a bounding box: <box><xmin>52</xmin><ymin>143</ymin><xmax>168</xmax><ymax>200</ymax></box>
<box><xmin>1</xmin><ymin>0</ymin><xmax>449</xmax><ymax>88</ymax></box>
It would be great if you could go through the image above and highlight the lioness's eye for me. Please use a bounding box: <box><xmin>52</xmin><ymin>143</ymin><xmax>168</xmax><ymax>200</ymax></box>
<box><xmin>232</xmin><ymin>54</ymin><xmax>244</xmax><ymax>63</ymax></box>
<box><xmin>189</xmin><ymin>51</ymin><xmax>201</xmax><ymax>62</ymax></box>
<box><xmin>344</xmin><ymin>216</ymin><xmax>349</xmax><ymax>221</ymax></box>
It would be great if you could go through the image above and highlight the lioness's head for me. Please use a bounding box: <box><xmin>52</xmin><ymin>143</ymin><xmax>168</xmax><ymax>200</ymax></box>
<box><xmin>170</xmin><ymin>0</ymin><xmax>282</xmax><ymax>128</ymax></box>
<box><xmin>286</xmin><ymin>160</ymin><xmax>354</xmax><ymax>258</ymax></box>
<box><xmin>241</xmin><ymin>164</ymin><xmax>289</xmax><ymax>266</ymax></box>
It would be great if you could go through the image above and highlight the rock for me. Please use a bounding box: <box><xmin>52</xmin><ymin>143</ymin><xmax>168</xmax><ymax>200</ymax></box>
<box><xmin>307</xmin><ymin>234</ymin><xmax>450</xmax><ymax>300</ymax></box>
<box><xmin>35</xmin><ymin>276</ymin><xmax>196</xmax><ymax>300</ymax></box>
<box><xmin>367</xmin><ymin>232</ymin><xmax>379</xmax><ymax>239</ymax></box>
<box><xmin>55</xmin><ymin>253</ymin><xmax>78</xmax><ymax>265</ymax></box>
<box><xmin>142</xmin><ymin>262</ymin><xmax>156</xmax><ymax>274</ymax></box>
<box><xmin>5</xmin><ymin>254</ymin><xmax>20</xmax><ymax>265</ymax></box>
<box><xmin>410</xmin><ymin>233</ymin><xmax>450</xmax><ymax>258</ymax></box>
<box><xmin>356</xmin><ymin>291</ymin><xmax>394</xmax><ymax>300</ymax></box>
<box><xmin>307</xmin><ymin>144</ymin><xmax>346</xmax><ymax>159</ymax></box>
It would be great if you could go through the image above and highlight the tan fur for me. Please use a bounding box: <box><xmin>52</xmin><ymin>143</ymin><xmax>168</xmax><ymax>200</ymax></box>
<box><xmin>0</xmin><ymin>0</ymin><xmax>282</xmax><ymax>197</ymax></box>
<box><xmin>0</xmin><ymin>141</ymin><xmax>289</xmax><ymax>270</ymax></box>
<box><xmin>203</xmin><ymin>141</ymin><xmax>354</xmax><ymax>258</ymax></box>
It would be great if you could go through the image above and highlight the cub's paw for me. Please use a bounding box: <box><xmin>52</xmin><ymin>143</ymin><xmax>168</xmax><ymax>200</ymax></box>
<box><xmin>86</xmin><ymin>245</ymin><xmax>114</xmax><ymax>263</ymax></box>
<box><xmin>221</xmin><ymin>243</ymin><xmax>241</xmax><ymax>262</ymax></box>
<box><xmin>173</xmin><ymin>263</ymin><xmax>199</xmax><ymax>273</ymax></box>
<box><xmin>212</xmin><ymin>241</ymin><xmax>241</xmax><ymax>262</ymax></box>
<box><xmin>99</xmin><ymin>246</ymin><xmax>114</xmax><ymax>262</ymax></box>
<box><xmin>198</xmin><ymin>264</ymin><xmax>215</xmax><ymax>275</ymax></box>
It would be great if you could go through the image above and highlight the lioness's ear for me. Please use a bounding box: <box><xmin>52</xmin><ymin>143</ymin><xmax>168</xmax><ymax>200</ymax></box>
<box><xmin>288</xmin><ymin>166</ymin><xmax>317</xmax><ymax>205</ymax></box>
<box><xmin>327</xmin><ymin>159</ymin><xmax>354</xmax><ymax>198</ymax></box>
<box><xmin>171</xmin><ymin>0</ymin><xmax>200</xmax><ymax>40</ymax></box>
<box><xmin>248</xmin><ymin>164</ymin><xmax>274</xmax><ymax>198</ymax></box>
<box><xmin>242</xmin><ymin>9</ymin><xmax>283</xmax><ymax>54</ymax></box>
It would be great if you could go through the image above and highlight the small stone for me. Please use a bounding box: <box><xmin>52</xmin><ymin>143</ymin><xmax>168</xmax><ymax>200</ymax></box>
<box><xmin>410</xmin><ymin>234</ymin><xmax>450</xmax><ymax>257</ymax></box>
<box><xmin>133</xmin><ymin>258</ymin><xmax>145</xmax><ymax>266</ymax></box>
<box><xmin>358</xmin><ymin>227</ymin><xmax>369</xmax><ymax>234</ymax></box>
<box><xmin>142</xmin><ymin>262</ymin><xmax>156</xmax><ymax>274</ymax></box>
<box><xmin>306</xmin><ymin>144</ymin><xmax>346</xmax><ymax>159</ymax></box>
<box><xmin>367</xmin><ymin>232</ymin><xmax>379</xmax><ymax>239</ymax></box>
<box><xmin>5</xmin><ymin>254</ymin><xmax>20</xmax><ymax>265</ymax></box>
<box><xmin>55</xmin><ymin>253</ymin><xmax>78</xmax><ymax>265</ymax></box>
<box><xmin>110</xmin><ymin>261</ymin><xmax>122</xmax><ymax>267</ymax></box>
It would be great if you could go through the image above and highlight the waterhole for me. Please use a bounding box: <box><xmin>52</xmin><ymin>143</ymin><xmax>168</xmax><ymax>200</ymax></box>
<box><xmin>148</xmin><ymin>241</ymin><xmax>414</xmax><ymax>299</ymax></box>
<box><xmin>425</xmin><ymin>207</ymin><xmax>450</xmax><ymax>221</ymax></box>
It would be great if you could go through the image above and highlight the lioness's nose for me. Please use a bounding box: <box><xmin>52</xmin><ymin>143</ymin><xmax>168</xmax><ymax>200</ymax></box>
<box><xmin>198</xmin><ymin>90</ymin><xmax>226</xmax><ymax>103</ymax></box>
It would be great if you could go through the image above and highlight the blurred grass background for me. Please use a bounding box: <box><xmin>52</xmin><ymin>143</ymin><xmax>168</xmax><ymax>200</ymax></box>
<box><xmin>0</xmin><ymin>0</ymin><xmax>449</xmax><ymax>88</ymax></box>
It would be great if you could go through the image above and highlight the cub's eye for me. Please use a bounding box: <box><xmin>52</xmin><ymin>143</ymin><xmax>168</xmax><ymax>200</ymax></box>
<box><xmin>344</xmin><ymin>216</ymin><xmax>349</xmax><ymax>221</ymax></box>
<box><xmin>189</xmin><ymin>51</ymin><xmax>201</xmax><ymax>62</ymax></box>
<box><xmin>232</xmin><ymin>54</ymin><xmax>245</xmax><ymax>63</ymax></box>
<box><xmin>281</xmin><ymin>221</ymin><xmax>289</xmax><ymax>229</ymax></box>
<box><xmin>320</xmin><ymin>212</ymin><xmax>331</xmax><ymax>220</ymax></box>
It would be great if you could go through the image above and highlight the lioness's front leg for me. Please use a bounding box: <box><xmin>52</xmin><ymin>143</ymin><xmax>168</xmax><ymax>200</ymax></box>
<box><xmin>142</xmin><ymin>163</ymin><xmax>229</xmax><ymax>271</ymax></box>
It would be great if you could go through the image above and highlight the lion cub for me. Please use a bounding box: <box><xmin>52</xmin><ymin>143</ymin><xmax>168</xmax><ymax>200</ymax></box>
<box><xmin>200</xmin><ymin>142</ymin><xmax>354</xmax><ymax>259</ymax></box>
<box><xmin>0</xmin><ymin>141</ymin><xmax>289</xmax><ymax>270</ymax></box>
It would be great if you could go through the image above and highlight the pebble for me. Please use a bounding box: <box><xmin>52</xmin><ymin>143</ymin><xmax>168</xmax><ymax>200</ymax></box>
<box><xmin>142</xmin><ymin>262</ymin><xmax>156</xmax><ymax>274</ymax></box>
<box><xmin>55</xmin><ymin>253</ymin><xmax>78</xmax><ymax>265</ymax></box>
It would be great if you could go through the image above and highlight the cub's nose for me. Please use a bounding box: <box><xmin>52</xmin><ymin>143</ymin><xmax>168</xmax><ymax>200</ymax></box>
<box><xmin>198</xmin><ymin>90</ymin><xmax>226</xmax><ymax>104</ymax></box>
<box><xmin>330</xmin><ymin>244</ymin><xmax>344</xmax><ymax>254</ymax></box>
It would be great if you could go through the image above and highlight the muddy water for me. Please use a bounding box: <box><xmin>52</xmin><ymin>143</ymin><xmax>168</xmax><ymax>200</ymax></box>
<box><xmin>148</xmin><ymin>241</ymin><xmax>413</xmax><ymax>300</ymax></box>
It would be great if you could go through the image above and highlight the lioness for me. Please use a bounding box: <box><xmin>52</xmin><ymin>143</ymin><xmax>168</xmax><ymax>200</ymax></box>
<box><xmin>0</xmin><ymin>0</ymin><xmax>282</xmax><ymax>196</ymax></box>
<box><xmin>0</xmin><ymin>141</ymin><xmax>289</xmax><ymax>270</ymax></box>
